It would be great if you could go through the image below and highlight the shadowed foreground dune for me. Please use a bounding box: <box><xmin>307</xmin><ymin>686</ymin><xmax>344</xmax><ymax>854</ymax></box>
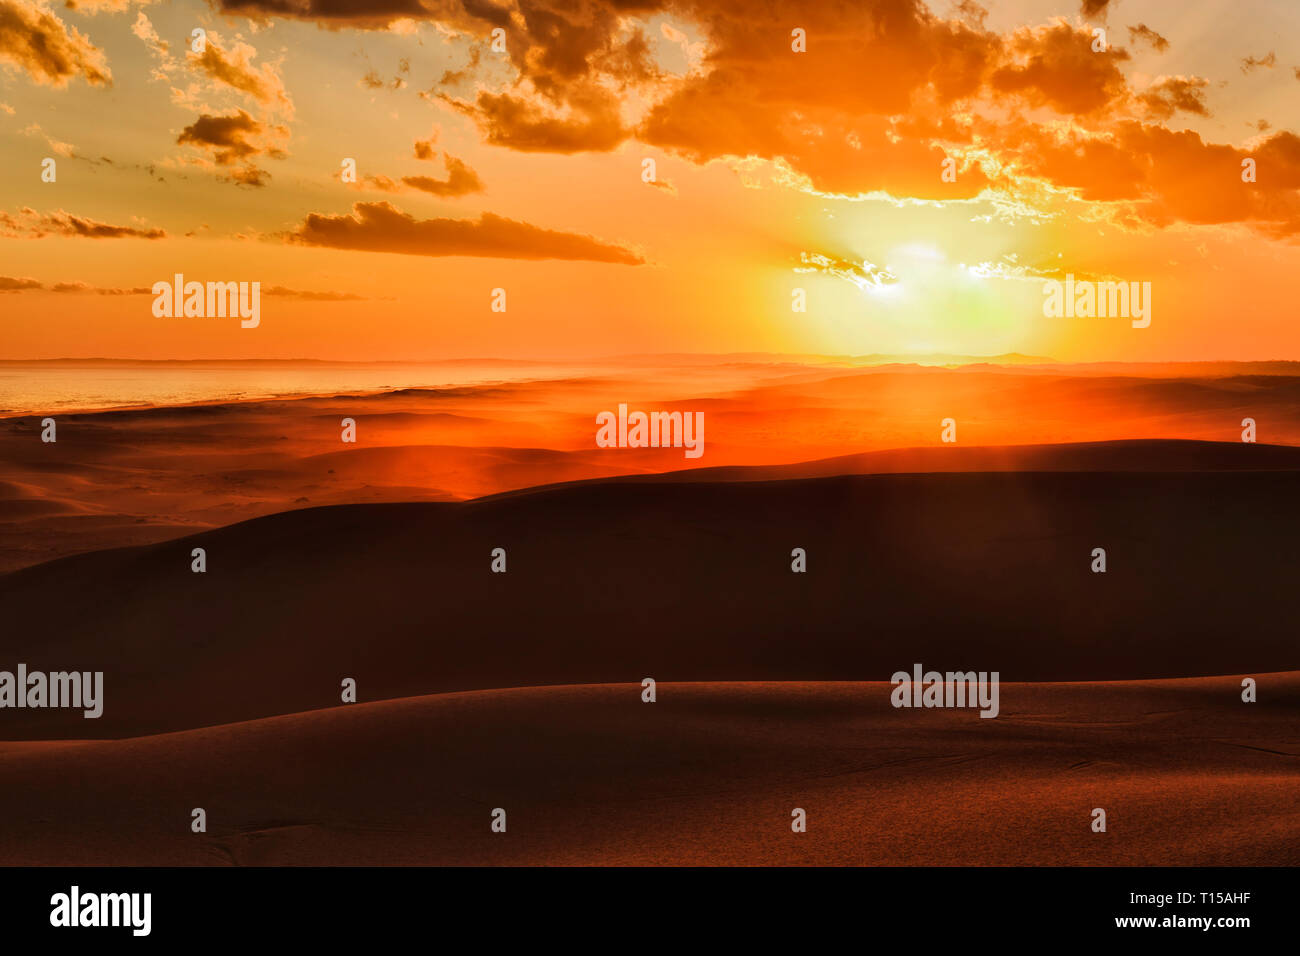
<box><xmin>0</xmin><ymin>678</ymin><xmax>1296</xmax><ymax>866</ymax></box>
<box><xmin>2</xmin><ymin>445</ymin><xmax>1299</xmax><ymax>738</ymax></box>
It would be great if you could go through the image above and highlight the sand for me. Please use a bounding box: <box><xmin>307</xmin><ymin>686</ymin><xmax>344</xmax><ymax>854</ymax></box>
<box><xmin>1</xmin><ymin>462</ymin><xmax>1299</xmax><ymax>739</ymax></box>
<box><xmin>0</xmin><ymin>678</ymin><xmax>1294</xmax><ymax>865</ymax></box>
<box><xmin>1</xmin><ymin>366</ymin><xmax>1297</xmax><ymax>864</ymax></box>
<box><xmin>4</xmin><ymin>362</ymin><xmax>1300</xmax><ymax>573</ymax></box>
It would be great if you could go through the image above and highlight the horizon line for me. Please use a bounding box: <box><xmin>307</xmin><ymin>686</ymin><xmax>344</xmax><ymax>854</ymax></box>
<box><xmin>5</xmin><ymin>353</ymin><xmax>1300</xmax><ymax>367</ymax></box>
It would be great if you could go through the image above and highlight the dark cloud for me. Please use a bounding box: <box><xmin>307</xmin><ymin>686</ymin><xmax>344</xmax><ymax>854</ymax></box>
<box><xmin>990</xmin><ymin>20</ymin><xmax>1130</xmax><ymax>115</ymax></box>
<box><xmin>176</xmin><ymin>109</ymin><xmax>287</xmax><ymax>186</ymax></box>
<box><xmin>0</xmin><ymin>279</ymin><xmax>368</xmax><ymax>298</ymax></box>
<box><xmin>1080</xmin><ymin>0</ymin><xmax>1114</xmax><ymax>20</ymax></box>
<box><xmin>1127</xmin><ymin>24</ymin><xmax>1169</xmax><ymax>53</ymax></box>
<box><xmin>413</xmin><ymin>127</ymin><xmax>439</xmax><ymax>159</ymax></box>
<box><xmin>441</xmin><ymin>85</ymin><xmax>628</xmax><ymax>153</ymax></box>
<box><xmin>1241</xmin><ymin>52</ymin><xmax>1276</xmax><ymax>73</ymax></box>
<box><xmin>286</xmin><ymin>201</ymin><xmax>643</xmax><ymax>263</ymax></box>
<box><xmin>359</xmin><ymin>153</ymin><xmax>483</xmax><ymax>197</ymax></box>
<box><xmin>177</xmin><ymin>110</ymin><xmax>282</xmax><ymax>164</ymax></box>
<box><xmin>0</xmin><ymin>275</ymin><xmax>41</xmax><ymax>291</ymax></box>
<box><xmin>0</xmin><ymin>207</ymin><xmax>165</xmax><ymax>239</ymax></box>
<box><xmin>1139</xmin><ymin>76</ymin><xmax>1209</xmax><ymax>119</ymax></box>
<box><xmin>400</xmin><ymin>154</ymin><xmax>484</xmax><ymax>196</ymax></box>
<box><xmin>216</xmin><ymin>0</ymin><xmax>429</xmax><ymax>24</ymax></box>
<box><xmin>0</xmin><ymin>0</ymin><xmax>111</xmax><ymax>87</ymax></box>
<box><xmin>1006</xmin><ymin>122</ymin><xmax>1300</xmax><ymax>235</ymax></box>
<box><xmin>263</xmin><ymin>286</ymin><xmax>369</xmax><ymax>300</ymax></box>
<box><xmin>202</xmin><ymin>0</ymin><xmax>1300</xmax><ymax>236</ymax></box>
<box><xmin>48</xmin><ymin>281</ymin><xmax>151</xmax><ymax>294</ymax></box>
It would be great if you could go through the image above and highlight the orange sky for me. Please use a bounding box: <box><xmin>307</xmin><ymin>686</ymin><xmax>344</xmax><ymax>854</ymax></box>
<box><xmin>2</xmin><ymin>0</ymin><xmax>1299</xmax><ymax>362</ymax></box>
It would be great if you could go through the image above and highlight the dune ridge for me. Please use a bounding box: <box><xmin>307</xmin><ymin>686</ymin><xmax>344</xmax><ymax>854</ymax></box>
<box><xmin>2</xmin><ymin>444</ymin><xmax>1298</xmax><ymax>738</ymax></box>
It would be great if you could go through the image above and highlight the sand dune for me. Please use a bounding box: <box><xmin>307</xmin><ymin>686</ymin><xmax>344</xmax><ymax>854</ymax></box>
<box><xmin>4</xmin><ymin>362</ymin><xmax>1300</xmax><ymax>573</ymax></box>
<box><xmin>0</xmin><ymin>677</ymin><xmax>1294</xmax><ymax>866</ymax></box>
<box><xmin>1</xmin><ymin>404</ymin><xmax>1296</xmax><ymax>864</ymax></box>
<box><xmin>2</xmin><ymin>442</ymin><xmax>1298</xmax><ymax>738</ymax></box>
<box><xmin>619</xmin><ymin>437</ymin><xmax>1300</xmax><ymax>484</ymax></box>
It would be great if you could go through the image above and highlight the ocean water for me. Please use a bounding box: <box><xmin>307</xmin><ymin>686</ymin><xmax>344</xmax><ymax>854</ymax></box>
<box><xmin>0</xmin><ymin>361</ymin><xmax>578</xmax><ymax>416</ymax></box>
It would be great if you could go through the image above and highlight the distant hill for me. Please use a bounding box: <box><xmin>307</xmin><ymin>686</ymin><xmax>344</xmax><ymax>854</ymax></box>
<box><xmin>2</xmin><ymin>438</ymin><xmax>1297</xmax><ymax>739</ymax></box>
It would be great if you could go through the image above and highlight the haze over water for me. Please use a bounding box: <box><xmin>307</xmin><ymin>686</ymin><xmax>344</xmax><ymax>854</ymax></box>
<box><xmin>0</xmin><ymin>360</ymin><xmax>600</xmax><ymax>416</ymax></box>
